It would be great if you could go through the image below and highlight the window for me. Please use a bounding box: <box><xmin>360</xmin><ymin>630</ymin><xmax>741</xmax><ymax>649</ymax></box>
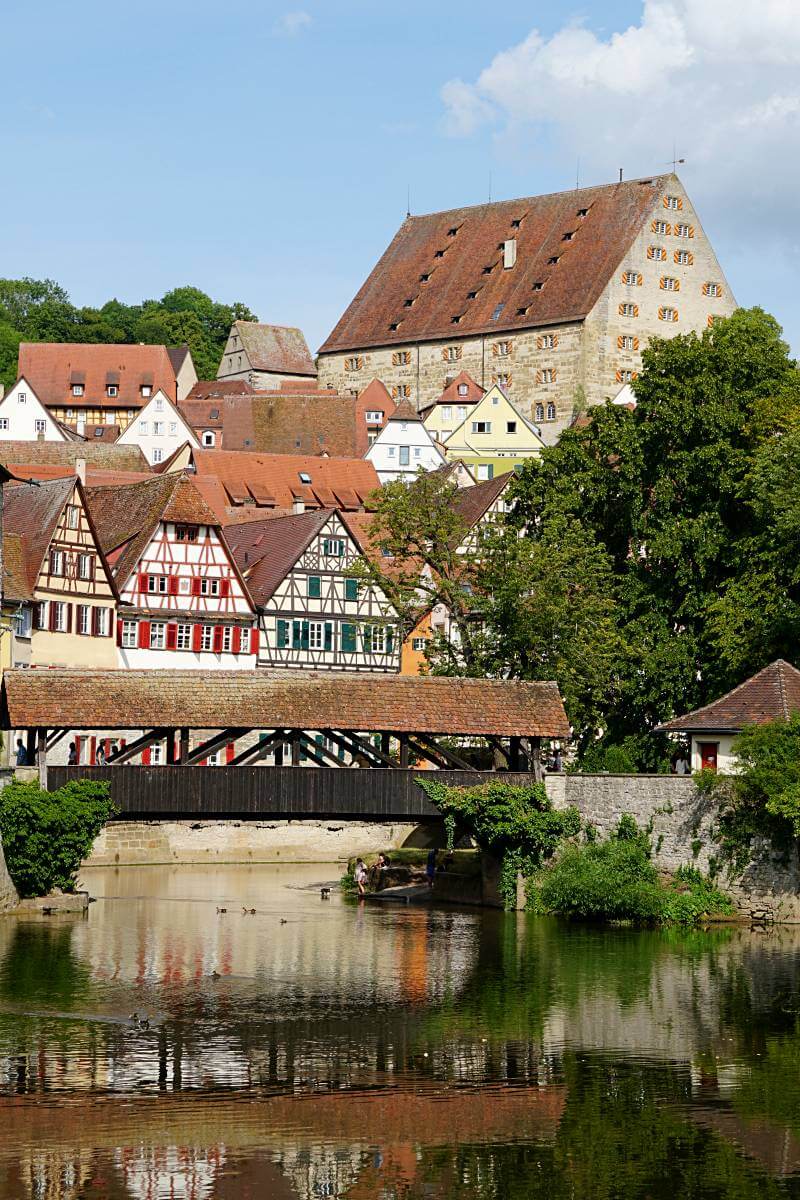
<box><xmin>202</xmin><ymin>431</ymin><xmax>215</xmax><ymax>447</ymax></box>
<box><xmin>506</xmin><ymin>421</ymin><xmax>517</xmax><ymax>434</ymax></box>
<box><xmin>153</xmin><ymin>422</ymin><xmax>164</xmax><ymax>436</ymax></box>
<box><xmin>155</xmin><ymin>397</ymin><xmax>164</xmax><ymax>411</ymax></box>
<box><xmin>341</xmin><ymin>623</ymin><xmax>357</xmax><ymax>653</ymax></box>
<box><xmin>619</xmin><ymin>302</ymin><xmax>639</xmax><ymax>318</ymax></box>
<box><xmin>531</xmin><ymin>281</ymin><xmax>544</xmax><ymax>291</ymax></box>
<box><xmin>153</xmin><ymin>448</ymin><xmax>163</xmax><ymax>464</ymax></box>
<box><xmin>619</xmin><ymin>335</ymin><xmax>636</xmax><ymax>351</ymax></box>
<box><xmin>399</xmin><ymin>446</ymin><xmax>410</xmax><ymax>466</ymax></box>
<box><xmin>664</xmin><ymin>195</ymin><xmax>682</xmax><ymax>210</ymax></box>
<box><xmin>368</xmin><ymin>625</ymin><xmax>386</xmax><ymax>653</ymax></box>
<box><xmin>122</xmin><ymin>619</ymin><xmax>137</xmax><ymax>648</ymax></box>
<box><xmin>176</xmin><ymin>624</ymin><xmax>192</xmax><ymax>650</ymax></box>
<box><xmin>413</xmin><ymin>447</ymin><xmax>421</xmax><ymax>459</ymax></box>
<box><xmin>391</xmin><ymin>384</ymin><xmax>411</xmax><ymax>399</ymax></box>
<box><xmin>365</xmin><ymin>410</ymin><xmax>384</xmax><ymax>422</ymax></box>
<box><xmin>12</xmin><ymin>605</ymin><xmax>30</xmax><ymax>638</ymax></box>
<box><xmin>548</xmin><ymin>256</ymin><xmax>560</xmax><ymax>266</ymax></box>
<box><xmin>52</xmin><ymin>602</ymin><xmax>67</xmax><ymax>632</ymax></box>
<box><xmin>441</xmin><ymin>405</ymin><xmax>452</xmax><ymax>420</ymax></box>
<box><xmin>539</xmin><ymin>333</ymin><xmax>557</xmax><ymax>349</ymax></box>
<box><xmin>308</xmin><ymin>621</ymin><xmax>324</xmax><ymax>651</ymax></box>
<box><xmin>323</xmin><ymin>538</ymin><xmax>345</xmax><ymax>556</ymax></box>
<box><xmin>78</xmin><ymin>553</ymin><xmax>92</xmax><ymax>580</ymax></box>
<box><xmin>457</xmin><ymin>383</ymin><xmax>468</xmax><ymax>396</ymax></box>
<box><xmin>541</xmin><ymin>368</ymin><xmax>556</xmax><ymax>384</ymax></box>
<box><xmin>139</xmin><ymin>420</ymin><xmax>148</xmax><ymax>434</ymax></box>
<box><xmin>175</xmin><ymin>525</ymin><xmax>198</xmax><ymax>542</ymax></box>
<box><xmin>535</xmin><ymin>403</ymin><xmax>544</xmax><ymax>422</ymax></box>
<box><xmin>239</xmin><ymin>628</ymin><xmax>251</xmax><ymax>654</ymax></box>
<box><xmin>660</xmin><ymin>276</ymin><xmax>679</xmax><ymax>292</ymax></box>
<box><xmin>477</xmin><ymin>464</ymin><xmax>494</xmax><ymax>481</ymax></box>
<box><xmin>495</xmin><ymin>373</ymin><xmax>510</xmax><ymax>389</ymax></box>
<box><xmin>298</xmin><ymin>471</ymin><xmax>312</xmax><ymax>484</ymax></box>
<box><xmin>308</xmin><ymin>576</ymin><xmax>321</xmax><ymax>599</ymax></box>
<box><xmin>95</xmin><ymin>608</ymin><xmax>109</xmax><ymax>637</ymax></box>
<box><xmin>495</xmin><ymin>340</ymin><xmax>511</xmax><ymax>356</ymax></box>
<box><xmin>443</xmin><ymin>346</ymin><xmax>460</xmax><ymax>362</ymax></box>
<box><xmin>141</xmin><ymin>385</ymin><xmax>152</xmax><ymax>398</ymax></box>
<box><xmin>345</xmin><ymin>356</ymin><xmax>363</xmax><ymax>371</ymax></box>
<box><xmin>675</xmin><ymin>249</ymin><xmax>693</xmax><ymax>265</ymax></box>
<box><xmin>345</xmin><ymin>578</ymin><xmax>358</xmax><ymax>601</ymax></box>
<box><xmin>34</xmin><ymin>418</ymin><xmax>46</xmax><ymax>434</ymax></box>
<box><xmin>77</xmin><ymin>604</ymin><xmax>91</xmax><ymax>635</ymax></box>
<box><xmin>471</xmin><ymin>421</ymin><xmax>491</xmax><ymax>434</ymax></box>
<box><xmin>200</xmin><ymin>626</ymin><xmax>214</xmax><ymax>651</ymax></box>
<box><xmin>412</xmin><ymin>637</ymin><xmax>427</xmax><ymax>651</ymax></box>
<box><xmin>675</xmin><ymin>222</ymin><xmax>693</xmax><ymax>237</ymax></box>
<box><xmin>617</xmin><ymin>368</ymin><xmax>634</xmax><ymax>383</ymax></box>
<box><xmin>221</xmin><ymin>626</ymin><xmax>232</xmax><ymax>653</ymax></box>
<box><xmin>659</xmin><ymin>306</ymin><xmax>678</xmax><ymax>322</ymax></box>
<box><xmin>456</xmin><ymin>405</ymin><xmax>467</xmax><ymax>419</ymax></box>
<box><xmin>704</xmin><ymin>281</ymin><xmax>722</xmax><ymax>297</ymax></box>
<box><xmin>150</xmin><ymin>622</ymin><xmax>166</xmax><ymax>650</ymax></box>
<box><xmin>150</xmin><ymin>743</ymin><xmax>163</xmax><ymax>765</ymax></box>
<box><xmin>107</xmin><ymin>385</ymin><xmax>118</xmax><ymax>397</ymax></box>
<box><xmin>546</xmin><ymin>402</ymin><xmax>556</xmax><ymax>420</ymax></box>
<box><xmin>18</xmin><ymin>392</ymin><xmax>26</xmax><ymax>404</ymax></box>
<box><xmin>168</xmin><ymin>422</ymin><xmax>177</xmax><ymax>435</ymax></box>
<box><xmin>648</xmin><ymin>245</ymin><xmax>666</xmax><ymax>261</ymax></box>
<box><xmin>50</xmin><ymin>550</ymin><xmax>64</xmax><ymax>576</ymax></box>
<box><xmin>72</xmin><ymin>384</ymin><xmax>84</xmax><ymax>396</ymax></box>
<box><xmin>66</xmin><ymin>504</ymin><xmax>80</xmax><ymax>530</ymax></box>
<box><xmin>392</xmin><ymin>350</ymin><xmax>411</xmax><ymax>366</ymax></box>
<box><xmin>623</xmin><ymin>271</ymin><xmax>642</xmax><ymax>286</ymax></box>
<box><xmin>148</xmin><ymin>575</ymin><xmax>168</xmax><ymax>594</ymax></box>
<box><xmin>387</xmin><ymin>446</ymin><xmax>396</xmax><ymax>457</ymax></box>
<box><xmin>652</xmin><ymin>219</ymin><xmax>670</xmax><ymax>235</ymax></box>
<box><xmin>0</xmin><ymin>419</ymin><xmax>8</xmax><ymax>431</ymax></box>
<box><xmin>200</xmin><ymin>578</ymin><xmax>220</xmax><ymax>596</ymax></box>
<box><xmin>562</xmin><ymin>230</ymin><xmax>575</xmax><ymax>241</ymax></box>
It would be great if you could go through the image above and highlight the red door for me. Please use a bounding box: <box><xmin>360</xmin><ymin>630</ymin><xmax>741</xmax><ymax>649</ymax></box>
<box><xmin>698</xmin><ymin>742</ymin><xmax>718</xmax><ymax>771</ymax></box>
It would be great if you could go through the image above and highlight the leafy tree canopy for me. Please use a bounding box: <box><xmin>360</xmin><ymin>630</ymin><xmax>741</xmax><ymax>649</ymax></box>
<box><xmin>0</xmin><ymin>276</ymin><xmax>258</xmax><ymax>386</ymax></box>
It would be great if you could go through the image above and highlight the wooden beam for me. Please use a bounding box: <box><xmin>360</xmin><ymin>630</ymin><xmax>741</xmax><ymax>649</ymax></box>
<box><xmin>227</xmin><ymin>729</ymin><xmax>288</xmax><ymax>767</ymax></box>
<box><xmin>296</xmin><ymin>736</ymin><xmax>340</xmax><ymax>769</ymax></box>
<box><xmin>165</xmin><ymin>730</ymin><xmax>177</xmax><ymax>765</ymax></box>
<box><xmin>46</xmin><ymin>728</ymin><xmax>68</xmax><ymax>752</ymax></box>
<box><xmin>25</xmin><ymin>727</ymin><xmax>36</xmax><ymax>765</ymax></box>
<box><xmin>36</xmin><ymin>727</ymin><xmax>47</xmax><ymax>790</ymax></box>
<box><xmin>178</xmin><ymin>727</ymin><xmax>190</xmax><ymax>765</ymax></box>
<box><xmin>290</xmin><ymin>729</ymin><xmax>301</xmax><ymax>767</ymax></box>
<box><xmin>184</xmin><ymin>728</ymin><xmax>250</xmax><ymax>765</ymax></box>
<box><xmin>508</xmin><ymin>736</ymin><xmax>520</xmax><ymax>771</ymax></box>
<box><xmin>381</xmin><ymin>731</ymin><xmax>390</xmax><ymax>758</ymax></box>
<box><xmin>107</xmin><ymin>728</ymin><xmax>169</xmax><ymax>765</ymax></box>
<box><xmin>320</xmin><ymin>728</ymin><xmax>394</xmax><ymax>768</ymax></box>
<box><xmin>409</xmin><ymin>732</ymin><xmax>477</xmax><ymax>772</ymax></box>
<box><xmin>530</xmin><ymin>736</ymin><xmax>542</xmax><ymax>783</ymax></box>
<box><xmin>398</xmin><ymin>734</ymin><xmax>409</xmax><ymax>769</ymax></box>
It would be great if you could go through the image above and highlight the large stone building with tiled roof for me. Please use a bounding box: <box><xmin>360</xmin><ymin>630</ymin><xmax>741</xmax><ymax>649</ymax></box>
<box><xmin>216</xmin><ymin>321</ymin><xmax>316</xmax><ymax>389</ymax></box>
<box><xmin>317</xmin><ymin>173</ymin><xmax>736</xmax><ymax>443</ymax></box>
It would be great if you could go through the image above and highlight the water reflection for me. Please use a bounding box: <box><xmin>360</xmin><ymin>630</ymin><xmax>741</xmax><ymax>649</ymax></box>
<box><xmin>0</xmin><ymin>864</ymin><xmax>799</xmax><ymax>1198</ymax></box>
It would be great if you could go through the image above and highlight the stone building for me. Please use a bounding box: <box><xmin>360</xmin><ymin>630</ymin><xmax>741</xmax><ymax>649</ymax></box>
<box><xmin>317</xmin><ymin>174</ymin><xmax>736</xmax><ymax>444</ymax></box>
<box><xmin>216</xmin><ymin>321</ymin><xmax>316</xmax><ymax>389</ymax></box>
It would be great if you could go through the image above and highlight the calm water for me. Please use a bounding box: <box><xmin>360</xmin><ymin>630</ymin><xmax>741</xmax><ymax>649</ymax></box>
<box><xmin>1</xmin><ymin>866</ymin><xmax>800</xmax><ymax>1199</ymax></box>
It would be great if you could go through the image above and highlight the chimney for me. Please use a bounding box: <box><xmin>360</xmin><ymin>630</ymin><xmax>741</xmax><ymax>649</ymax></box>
<box><xmin>75</xmin><ymin>458</ymin><xmax>86</xmax><ymax>485</ymax></box>
<box><xmin>292</xmin><ymin>499</ymin><xmax>305</xmax><ymax>514</ymax></box>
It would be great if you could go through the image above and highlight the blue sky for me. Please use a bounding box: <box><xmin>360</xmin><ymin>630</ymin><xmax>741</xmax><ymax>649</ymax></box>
<box><xmin>2</xmin><ymin>0</ymin><xmax>798</xmax><ymax>355</ymax></box>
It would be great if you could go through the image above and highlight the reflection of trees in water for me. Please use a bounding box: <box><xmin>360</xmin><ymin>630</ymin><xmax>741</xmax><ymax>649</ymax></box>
<box><xmin>0</xmin><ymin>921</ymin><xmax>90</xmax><ymax>1010</ymax></box>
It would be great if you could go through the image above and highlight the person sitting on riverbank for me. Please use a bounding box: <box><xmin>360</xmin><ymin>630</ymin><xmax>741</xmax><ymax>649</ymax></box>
<box><xmin>370</xmin><ymin>853</ymin><xmax>391</xmax><ymax>890</ymax></box>
<box><xmin>355</xmin><ymin>858</ymin><xmax>368</xmax><ymax>897</ymax></box>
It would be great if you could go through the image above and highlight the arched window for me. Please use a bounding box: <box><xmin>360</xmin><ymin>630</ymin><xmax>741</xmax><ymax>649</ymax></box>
<box><xmin>546</xmin><ymin>402</ymin><xmax>556</xmax><ymax>420</ymax></box>
<box><xmin>202</xmin><ymin>430</ymin><xmax>216</xmax><ymax>448</ymax></box>
<box><xmin>535</xmin><ymin>403</ymin><xmax>544</xmax><ymax>422</ymax></box>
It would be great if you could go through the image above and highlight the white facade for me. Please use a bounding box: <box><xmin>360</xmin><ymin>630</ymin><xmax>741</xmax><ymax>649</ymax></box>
<box><xmin>0</xmin><ymin>378</ymin><xmax>67</xmax><ymax>442</ymax></box>
<box><xmin>365</xmin><ymin>413</ymin><xmax>446</xmax><ymax>483</ymax></box>
<box><xmin>689</xmin><ymin>733</ymin><xmax>737</xmax><ymax>774</ymax></box>
<box><xmin>116</xmin><ymin>389</ymin><xmax>199</xmax><ymax>466</ymax></box>
<box><xmin>116</xmin><ymin>521</ymin><xmax>258</xmax><ymax>669</ymax></box>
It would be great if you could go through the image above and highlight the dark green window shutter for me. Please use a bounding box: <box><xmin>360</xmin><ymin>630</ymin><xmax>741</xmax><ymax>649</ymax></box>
<box><xmin>324</xmin><ymin>622</ymin><xmax>333</xmax><ymax>651</ymax></box>
<box><xmin>308</xmin><ymin>576</ymin><xmax>321</xmax><ymax>599</ymax></box>
<box><xmin>342</xmin><ymin>623</ymin><xmax>356</xmax><ymax>653</ymax></box>
<box><xmin>345</xmin><ymin>578</ymin><xmax>358</xmax><ymax>601</ymax></box>
<box><xmin>301</xmin><ymin>620</ymin><xmax>310</xmax><ymax>650</ymax></box>
<box><xmin>292</xmin><ymin>620</ymin><xmax>302</xmax><ymax>649</ymax></box>
<box><xmin>322</xmin><ymin>539</ymin><xmax>330</xmax><ymax>555</ymax></box>
<box><xmin>277</xmin><ymin>618</ymin><xmax>289</xmax><ymax>648</ymax></box>
<box><xmin>386</xmin><ymin>626</ymin><xmax>394</xmax><ymax>654</ymax></box>
<box><xmin>487</xmin><ymin>463</ymin><xmax>494</xmax><ymax>480</ymax></box>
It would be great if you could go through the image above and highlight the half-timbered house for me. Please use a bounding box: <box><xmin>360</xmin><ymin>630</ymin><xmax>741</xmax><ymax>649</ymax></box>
<box><xmin>2</xmin><ymin>475</ymin><xmax>118</xmax><ymax>671</ymax></box>
<box><xmin>225</xmin><ymin>509</ymin><xmax>400</xmax><ymax>672</ymax></box>
<box><xmin>86</xmin><ymin>473</ymin><xmax>259</xmax><ymax>668</ymax></box>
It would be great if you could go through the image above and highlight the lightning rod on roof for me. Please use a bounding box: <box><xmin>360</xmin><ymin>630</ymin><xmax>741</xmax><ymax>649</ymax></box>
<box><xmin>488</xmin><ymin>171</ymin><xmax>492</xmax><ymax>203</ymax></box>
<box><xmin>406</xmin><ymin>183</ymin><xmax>411</xmax><ymax>218</ymax></box>
<box><xmin>619</xmin><ymin>168</ymin><xmax>623</xmax><ymax>182</ymax></box>
<box><xmin>576</xmin><ymin>157</ymin><xmax>580</xmax><ymax>190</ymax></box>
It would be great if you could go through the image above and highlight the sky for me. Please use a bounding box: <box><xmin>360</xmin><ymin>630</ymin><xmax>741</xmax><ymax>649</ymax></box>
<box><xmin>1</xmin><ymin>0</ymin><xmax>799</xmax><ymax>355</ymax></box>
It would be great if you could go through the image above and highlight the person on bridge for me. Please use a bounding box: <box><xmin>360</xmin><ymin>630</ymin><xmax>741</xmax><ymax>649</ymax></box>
<box><xmin>15</xmin><ymin>739</ymin><xmax>29</xmax><ymax>767</ymax></box>
<box><xmin>67</xmin><ymin>743</ymin><xmax>78</xmax><ymax>765</ymax></box>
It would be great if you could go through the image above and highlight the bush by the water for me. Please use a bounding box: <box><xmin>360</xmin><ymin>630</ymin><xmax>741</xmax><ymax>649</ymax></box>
<box><xmin>527</xmin><ymin>816</ymin><xmax>733</xmax><ymax>926</ymax></box>
<box><xmin>0</xmin><ymin>779</ymin><xmax>116</xmax><ymax>897</ymax></box>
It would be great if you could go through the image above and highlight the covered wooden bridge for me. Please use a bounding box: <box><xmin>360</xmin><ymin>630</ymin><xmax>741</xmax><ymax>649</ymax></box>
<box><xmin>1</xmin><ymin>669</ymin><xmax>569</xmax><ymax>819</ymax></box>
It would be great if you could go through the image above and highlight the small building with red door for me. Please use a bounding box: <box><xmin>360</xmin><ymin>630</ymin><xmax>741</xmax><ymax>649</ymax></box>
<box><xmin>86</xmin><ymin>473</ymin><xmax>258</xmax><ymax>671</ymax></box>
<box><xmin>657</xmin><ymin>659</ymin><xmax>800</xmax><ymax>773</ymax></box>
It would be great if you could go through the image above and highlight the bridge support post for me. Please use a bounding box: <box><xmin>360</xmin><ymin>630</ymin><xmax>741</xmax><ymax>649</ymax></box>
<box><xmin>179</xmin><ymin>728</ymin><xmax>190</xmax><ymax>765</ymax></box>
<box><xmin>36</xmin><ymin>727</ymin><xmax>48</xmax><ymax>790</ymax></box>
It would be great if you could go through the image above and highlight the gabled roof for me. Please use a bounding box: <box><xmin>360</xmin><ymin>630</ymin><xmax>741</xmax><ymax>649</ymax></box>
<box><xmin>320</xmin><ymin>175</ymin><xmax>673</xmax><ymax>353</ymax></box>
<box><xmin>444</xmin><ymin>384</ymin><xmax>544</xmax><ymax>448</ymax></box>
<box><xmin>86</xmin><ymin>473</ymin><xmax>220</xmax><ymax>588</ymax></box>
<box><xmin>61</xmin><ymin>422</ymin><xmax>122</xmax><ymax>443</ymax></box>
<box><xmin>225</xmin><ymin>509</ymin><xmax>334</xmax><ymax>603</ymax></box>
<box><xmin>452</xmin><ymin>472</ymin><xmax>513</xmax><ymax>530</ymax></box>
<box><xmin>17</xmin><ymin>343</ymin><xmax>179</xmax><ymax>408</ymax></box>
<box><xmin>178</xmin><ymin>391</ymin><xmax>360</xmax><ymax>456</ymax></box>
<box><xmin>221</xmin><ymin>322</ymin><xmax>316</xmax><ymax>378</ymax></box>
<box><xmin>167</xmin><ymin>344</ymin><xmax>193</xmax><ymax>375</ymax></box>
<box><xmin>388</xmin><ymin>399</ymin><xmax>423</xmax><ymax>424</ymax></box>
<box><xmin>0</xmin><ymin>439</ymin><xmax>150</xmax><ymax>473</ymax></box>
<box><xmin>422</xmin><ymin>371</ymin><xmax>484</xmax><ymax>414</ymax></box>
<box><xmin>358</xmin><ymin>378</ymin><xmax>395</xmax><ymax>412</ymax></box>
<box><xmin>657</xmin><ymin>661</ymin><xmax>800</xmax><ymax>733</ymax></box>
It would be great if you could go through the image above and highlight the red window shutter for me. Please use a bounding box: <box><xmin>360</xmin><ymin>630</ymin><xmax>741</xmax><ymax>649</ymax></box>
<box><xmin>226</xmin><ymin>742</ymin><xmax>235</xmax><ymax>764</ymax></box>
<box><xmin>90</xmin><ymin>736</ymin><xmax>96</xmax><ymax>765</ymax></box>
<box><xmin>166</xmin><ymin>623</ymin><xmax>178</xmax><ymax>650</ymax></box>
<box><xmin>138</xmin><ymin>621</ymin><xmax>151</xmax><ymax>649</ymax></box>
<box><xmin>142</xmin><ymin>747</ymin><xmax>151</xmax><ymax>765</ymax></box>
<box><xmin>192</xmin><ymin>625</ymin><xmax>203</xmax><ymax>653</ymax></box>
<box><xmin>65</xmin><ymin>604</ymin><xmax>72</xmax><ymax>634</ymax></box>
<box><xmin>213</xmin><ymin>625</ymin><xmax>224</xmax><ymax>653</ymax></box>
<box><xmin>116</xmin><ymin>619</ymin><xmax>123</xmax><ymax>646</ymax></box>
<box><xmin>91</xmin><ymin>607</ymin><xmax>98</xmax><ymax>636</ymax></box>
<box><xmin>250</xmin><ymin>628</ymin><xmax>260</xmax><ymax>656</ymax></box>
<box><xmin>168</xmin><ymin>575</ymin><xmax>179</xmax><ymax>595</ymax></box>
<box><xmin>138</xmin><ymin>572</ymin><xmax>148</xmax><ymax>594</ymax></box>
<box><xmin>49</xmin><ymin>603</ymin><xmax>57</xmax><ymax>632</ymax></box>
<box><xmin>231</xmin><ymin>626</ymin><xmax>241</xmax><ymax>654</ymax></box>
<box><xmin>220</xmin><ymin>578</ymin><xmax>231</xmax><ymax>598</ymax></box>
<box><xmin>191</xmin><ymin>577</ymin><xmax>202</xmax><ymax>596</ymax></box>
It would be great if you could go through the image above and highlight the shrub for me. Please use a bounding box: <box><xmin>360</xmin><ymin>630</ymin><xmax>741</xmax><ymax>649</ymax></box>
<box><xmin>0</xmin><ymin>778</ymin><xmax>116</xmax><ymax>897</ymax></box>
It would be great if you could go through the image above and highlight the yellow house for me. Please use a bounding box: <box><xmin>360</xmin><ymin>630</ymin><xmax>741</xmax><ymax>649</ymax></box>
<box><xmin>2</xmin><ymin>476</ymin><xmax>118</xmax><ymax>672</ymax></box>
<box><xmin>433</xmin><ymin>384</ymin><xmax>544</xmax><ymax>480</ymax></box>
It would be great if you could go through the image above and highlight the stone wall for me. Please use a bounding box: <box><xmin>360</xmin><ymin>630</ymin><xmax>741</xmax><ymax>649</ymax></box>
<box><xmin>546</xmin><ymin>774</ymin><xmax>800</xmax><ymax>921</ymax></box>
<box><xmin>0</xmin><ymin>834</ymin><xmax>18</xmax><ymax>912</ymax></box>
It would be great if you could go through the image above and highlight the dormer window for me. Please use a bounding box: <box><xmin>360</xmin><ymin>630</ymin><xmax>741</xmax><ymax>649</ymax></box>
<box><xmin>72</xmin><ymin>384</ymin><xmax>84</xmax><ymax>397</ymax></box>
<box><xmin>141</xmin><ymin>385</ymin><xmax>152</xmax><ymax>398</ymax></box>
<box><xmin>577</xmin><ymin>207</ymin><xmax>589</xmax><ymax>217</ymax></box>
<box><xmin>107</xmin><ymin>385</ymin><xmax>118</xmax><ymax>397</ymax></box>
<box><xmin>531</xmin><ymin>282</ymin><xmax>544</xmax><ymax>291</ymax></box>
<box><xmin>457</xmin><ymin>384</ymin><xmax>468</xmax><ymax>396</ymax></box>
<box><xmin>202</xmin><ymin>431</ymin><xmax>215</xmax><ymax>447</ymax></box>
<box><xmin>562</xmin><ymin>231</ymin><xmax>575</xmax><ymax>241</ymax></box>
<box><xmin>448</xmin><ymin>227</ymin><xmax>459</xmax><ymax>237</ymax></box>
<box><xmin>491</xmin><ymin>303</ymin><xmax>505</xmax><ymax>320</ymax></box>
<box><xmin>548</xmin><ymin>256</ymin><xmax>560</xmax><ymax>266</ymax></box>
<box><xmin>299</xmin><ymin>471</ymin><xmax>312</xmax><ymax>484</ymax></box>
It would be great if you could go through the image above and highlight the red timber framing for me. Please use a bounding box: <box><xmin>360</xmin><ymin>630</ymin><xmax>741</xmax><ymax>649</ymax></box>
<box><xmin>1</xmin><ymin>668</ymin><xmax>569</xmax><ymax>790</ymax></box>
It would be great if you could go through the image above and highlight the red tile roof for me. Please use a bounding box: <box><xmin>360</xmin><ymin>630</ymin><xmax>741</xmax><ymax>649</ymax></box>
<box><xmin>320</xmin><ymin>175</ymin><xmax>671</xmax><ymax>353</ymax></box>
<box><xmin>185</xmin><ymin>380</ymin><xmax>257</xmax><ymax>401</ymax></box>
<box><xmin>0</xmin><ymin>668</ymin><xmax>570</xmax><ymax>738</ymax></box>
<box><xmin>221</xmin><ymin>322</ymin><xmax>316</xmax><ymax>378</ymax></box>
<box><xmin>0</xmin><ymin>439</ymin><xmax>150</xmax><ymax>473</ymax></box>
<box><xmin>657</xmin><ymin>661</ymin><xmax>800</xmax><ymax>733</ymax></box>
<box><xmin>178</xmin><ymin>391</ymin><xmax>360</xmax><ymax>456</ymax></box>
<box><xmin>226</xmin><ymin>509</ymin><xmax>333</xmax><ymax>603</ymax></box>
<box><xmin>452</xmin><ymin>472</ymin><xmax>514</xmax><ymax>530</ymax></box>
<box><xmin>434</xmin><ymin>371</ymin><xmax>484</xmax><ymax>408</ymax></box>
<box><xmin>389</xmin><ymin>399</ymin><xmax>423</xmax><ymax>424</ymax></box>
<box><xmin>2</xmin><ymin>477</ymin><xmax>76</xmax><ymax>599</ymax></box>
<box><xmin>17</xmin><ymin>343</ymin><xmax>179</xmax><ymax>409</ymax></box>
<box><xmin>62</xmin><ymin>423</ymin><xmax>122</xmax><ymax>443</ymax></box>
<box><xmin>4</xmin><ymin>465</ymin><xmax>153</xmax><ymax>487</ymax></box>
<box><xmin>185</xmin><ymin>450</ymin><xmax>381</xmax><ymax>521</ymax></box>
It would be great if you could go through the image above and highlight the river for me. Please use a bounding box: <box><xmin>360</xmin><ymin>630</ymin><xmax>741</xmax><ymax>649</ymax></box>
<box><xmin>0</xmin><ymin>864</ymin><xmax>799</xmax><ymax>1198</ymax></box>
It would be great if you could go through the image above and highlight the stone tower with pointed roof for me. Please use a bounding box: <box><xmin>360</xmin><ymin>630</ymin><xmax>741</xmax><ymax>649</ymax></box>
<box><xmin>318</xmin><ymin>174</ymin><xmax>736</xmax><ymax>444</ymax></box>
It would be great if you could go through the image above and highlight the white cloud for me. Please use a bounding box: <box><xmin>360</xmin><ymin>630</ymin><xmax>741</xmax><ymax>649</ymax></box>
<box><xmin>441</xmin><ymin>0</ymin><xmax>800</xmax><ymax>251</ymax></box>
<box><xmin>273</xmin><ymin>10</ymin><xmax>312</xmax><ymax>36</ymax></box>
